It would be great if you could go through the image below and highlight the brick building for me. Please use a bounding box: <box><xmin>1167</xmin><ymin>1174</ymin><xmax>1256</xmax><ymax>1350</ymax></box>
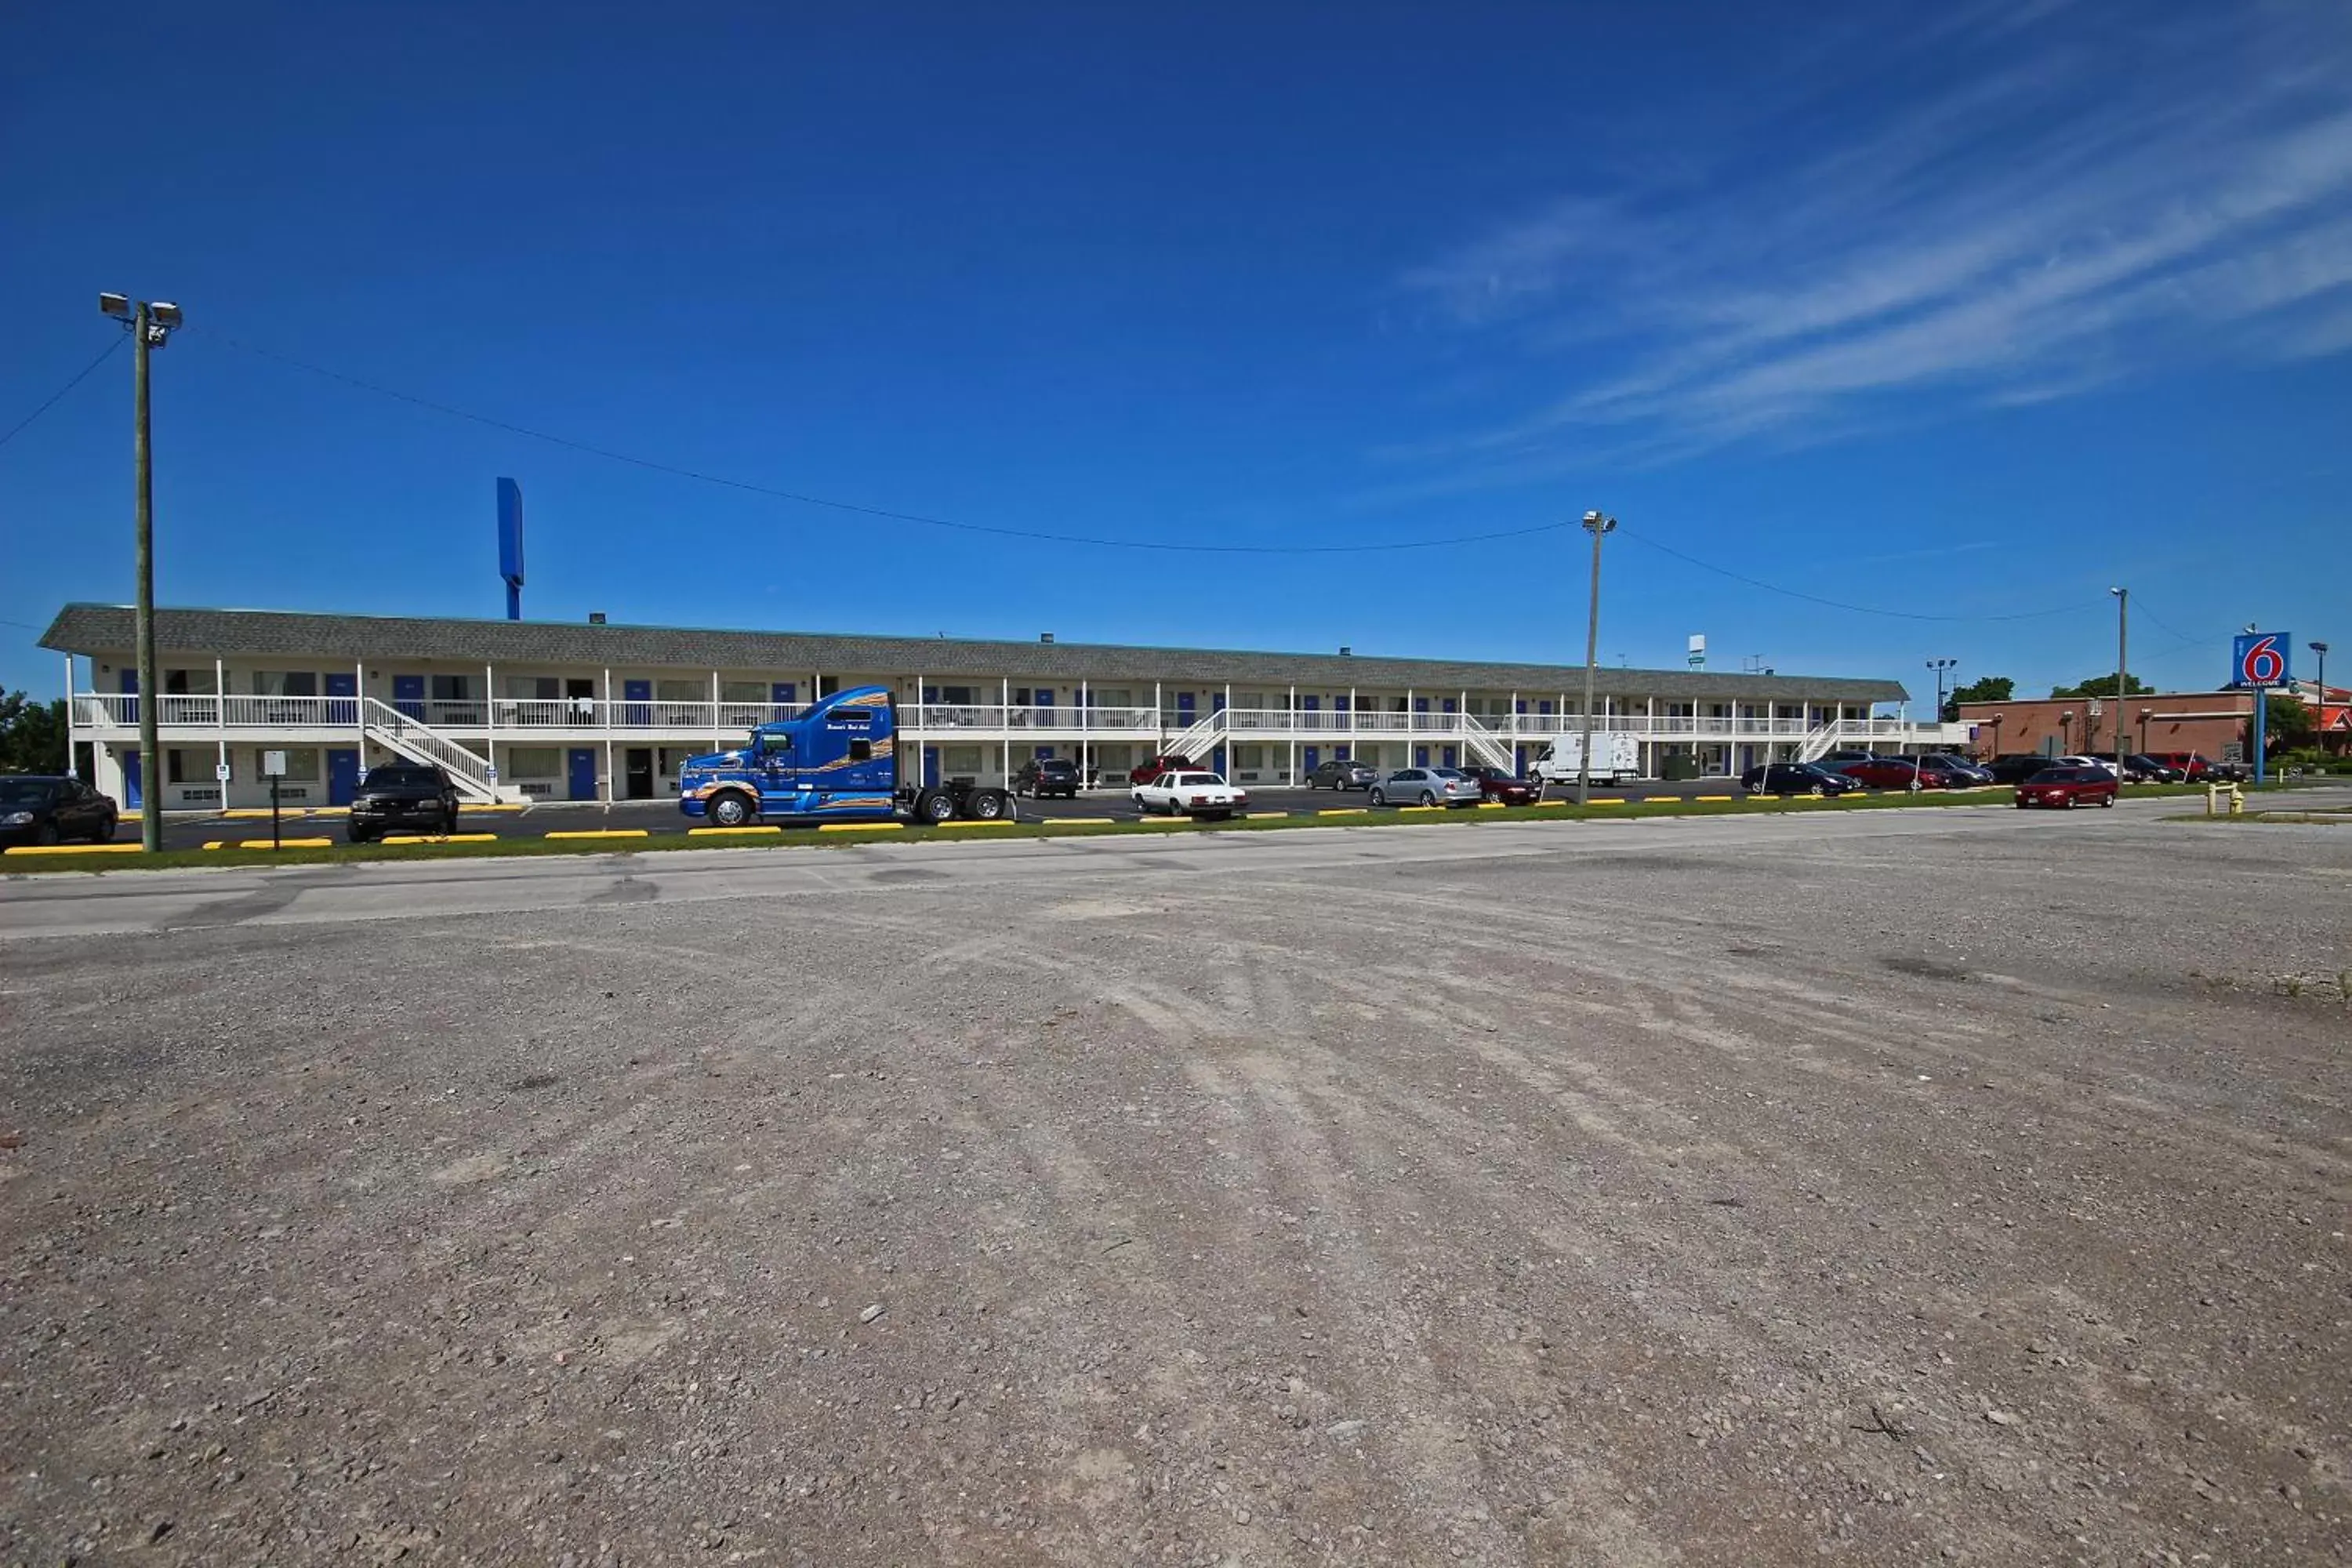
<box><xmin>1958</xmin><ymin>690</ymin><xmax>2256</xmax><ymax>763</ymax></box>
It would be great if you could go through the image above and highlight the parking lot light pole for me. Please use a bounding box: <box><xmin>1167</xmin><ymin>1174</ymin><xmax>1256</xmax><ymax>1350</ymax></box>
<box><xmin>1925</xmin><ymin>657</ymin><xmax>1957</xmax><ymax>786</ymax></box>
<box><xmin>100</xmin><ymin>292</ymin><xmax>183</xmax><ymax>854</ymax></box>
<box><xmin>1575</xmin><ymin>510</ymin><xmax>1616</xmax><ymax>807</ymax></box>
<box><xmin>2111</xmin><ymin>587</ymin><xmax>2128</xmax><ymax>784</ymax></box>
<box><xmin>2313</xmin><ymin>642</ymin><xmax>2331</xmax><ymax>756</ymax></box>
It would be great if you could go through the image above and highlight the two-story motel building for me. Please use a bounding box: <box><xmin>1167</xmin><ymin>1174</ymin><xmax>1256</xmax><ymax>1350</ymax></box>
<box><xmin>39</xmin><ymin>604</ymin><xmax>1955</xmax><ymax>811</ymax></box>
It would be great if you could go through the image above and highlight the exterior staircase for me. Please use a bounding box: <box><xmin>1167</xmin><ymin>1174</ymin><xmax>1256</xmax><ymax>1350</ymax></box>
<box><xmin>1166</xmin><ymin>709</ymin><xmax>1229</xmax><ymax>766</ymax></box>
<box><xmin>1457</xmin><ymin>714</ymin><xmax>1518</xmax><ymax>772</ymax></box>
<box><xmin>362</xmin><ymin>696</ymin><xmax>528</xmax><ymax>804</ymax></box>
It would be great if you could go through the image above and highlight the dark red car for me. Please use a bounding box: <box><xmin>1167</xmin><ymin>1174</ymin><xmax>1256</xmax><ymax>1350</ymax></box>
<box><xmin>1461</xmin><ymin>765</ymin><xmax>1538</xmax><ymax>805</ymax></box>
<box><xmin>2014</xmin><ymin>765</ymin><xmax>2118</xmax><ymax>809</ymax></box>
<box><xmin>1835</xmin><ymin>756</ymin><xmax>1962</xmax><ymax>790</ymax></box>
<box><xmin>1128</xmin><ymin>753</ymin><xmax>1197</xmax><ymax>786</ymax></box>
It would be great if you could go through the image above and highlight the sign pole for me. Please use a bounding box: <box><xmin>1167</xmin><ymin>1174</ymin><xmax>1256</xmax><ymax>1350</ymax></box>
<box><xmin>270</xmin><ymin>772</ymin><xmax>281</xmax><ymax>851</ymax></box>
<box><xmin>2252</xmin><ymin>688</ymin><xmax>2267</xmax><ymax>786</ymax></box>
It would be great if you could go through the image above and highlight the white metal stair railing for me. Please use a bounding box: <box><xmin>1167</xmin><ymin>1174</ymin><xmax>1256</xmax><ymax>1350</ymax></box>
<box><xmin>1166</xmin><ymin>708</ymin><xmax>1229</xmax><ymax>765</ymax></box>
<box><xmin>1796</xmin><ymin>722</ymin><xmax>1841</xmax><ymax>763</ymax></box>
<box><xmin>1456</xmin><ymin>713</ymin><xmax>1518</xmax><ymax>772</ymax></box>
<box><xmin>361</xmin><ymin>696</ymin><xmax>522</xmax><ymax>804</ymax></box>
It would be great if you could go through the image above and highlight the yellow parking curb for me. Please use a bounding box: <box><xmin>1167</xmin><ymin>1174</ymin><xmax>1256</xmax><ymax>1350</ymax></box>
<box><xmin>382</xmin><ymin>833</ymin><xmax>500</xmax><ymax>844</ymax></box>
<box><xmin>687</xmin><ymin>825</ymin><xmax>782</xmax><ymax>836</ymax></box>
<box><xmin>1399</xmin><ymin>805</ymin><xmax>1443</xmax><ymax>813</ymax></box>
<box><xmin>1587</xmin><ymin>799</ymin><xmax>1625</xmax><ymax>806</ymax></box>
<box><xmin>1044</xmin><ymin>817</ymin><xmax>1113</xmax><ymax>826</ymax></box>
<box><xmin>3</xmin><ymin>842</ymin><xmax>146</xmax><ymax>856</ymax></box>
<box><xmin>238</xmin><ymin>837</ymin><xmax>335</xmax><ymax>849</ymax></box>
<box><xmin>203</xmin><ymin>840</ymin><xmax>227</xmax><ymax>850</ymax></box>
<box><xmin>545</xmin><ymin>829</ymin><xmax>650</xmax><ymax>840</ymax></box>
<box><xmin>1317</xmin><ymin>808</ymin><xmax>1368</xmax><ymax>817</ymax></box>
<box><xmin>1695</xmin><ymin>794</ymin><xmax>1734</xmax><ymax>801</ymax></box>
<box><xmin>1477</xmin><ymin>800</ymin><xmax>1506</xmax><ymax>808</ymax></box>
<box><xmin>1534</xmin><ymin>800</ymin><xmax>1569</xmax><ymax>808</ymax></box>
<box><xmin>1244</xmin><ymin>811</ymin><xmax>1289</xmax><ymax>819</ymax></box>
<box><xmin>937</xmin><ymin>818</ymin><xmax>1018</xmax><ymax>828</ymax></box>
<box><xmin>1136</xmin><ymin>817</ymin><xmax>1192</xmax><ymax>826</ymax></box>
<box><xmin>818</xmin><ymin>822</ymin><xmax>902</xmax><ymax>833</ymax></box>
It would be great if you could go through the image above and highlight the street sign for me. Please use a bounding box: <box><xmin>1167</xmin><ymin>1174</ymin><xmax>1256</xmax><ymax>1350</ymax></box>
<box><xmin>214</xmin><ymin>762</ymin><xmax>230</xmax><ymax>782</ymax></box>
<box><xmin>2232</xmin><ymin>632</ymin><xmax>2289</xmax><ymax>688</ymax></box>
<box><xmin>261</xmin><ymin>750</ymin><xmax>288</xmax><ymax>777</ymax></box>
<box><xmin>2087</xmin><ymin>698</ymin><xmax>2103</xmax><ymax>717</ymax></box>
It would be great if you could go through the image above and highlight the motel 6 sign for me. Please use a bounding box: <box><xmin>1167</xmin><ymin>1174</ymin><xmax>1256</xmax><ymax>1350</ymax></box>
<box><xmin>2231</xmin><ymin>631</ymin><xmax>2291</xmax><ymax>688</ymax></box>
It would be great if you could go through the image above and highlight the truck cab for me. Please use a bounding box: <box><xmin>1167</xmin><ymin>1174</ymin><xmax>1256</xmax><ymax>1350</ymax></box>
<box><xmin>678</xmin><ymin>686</ymin><xmax>1011</xmax><ymax>827</ymax></box>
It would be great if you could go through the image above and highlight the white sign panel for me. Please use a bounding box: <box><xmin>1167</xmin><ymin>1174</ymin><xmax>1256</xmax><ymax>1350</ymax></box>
<box><xmin>214</xmin><ymin>762</ymin><xmax>231</xmax><ymax>782</ymax></box>
<box><xmin>261</xmin><ymin>750</ymin><xmax>288</xmax><ymax>777</ymax></box>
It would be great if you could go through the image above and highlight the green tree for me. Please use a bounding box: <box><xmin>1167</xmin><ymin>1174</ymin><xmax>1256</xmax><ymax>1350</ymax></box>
<box><xmin>1944</xmin><ymin>674</ymin><xmax>2013</xmax><ymax>722</ymax></box>
<box><xmin>2263</xmin><ymin>693</ymin><xmax>2314</xmax><ymax>751</ymax></box>
<box><xmin>0</xmin><ymin>691</ymin><xmax>68</xmax><ymax>773</ymax></box>
<box><xmin>2048</xmin><ymin>673</ymin><xmax>2154</xmax><ymax>700</ymax></box>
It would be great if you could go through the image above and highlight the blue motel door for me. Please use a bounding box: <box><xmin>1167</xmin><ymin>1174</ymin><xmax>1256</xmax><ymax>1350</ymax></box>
<box><xmin>568</xmin><ymin>748</ymin><xmax>599</xmax><ymax>801</ymax></box>
<box><xmin>327</xmin><ymin>749</ymin><xmax>361</xmax><ymax>805</ymax></box>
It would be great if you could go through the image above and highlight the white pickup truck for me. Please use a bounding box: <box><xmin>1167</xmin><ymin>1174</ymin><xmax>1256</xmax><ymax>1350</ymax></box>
<box><xmin>1131</xmin><ymin>769</ymin><xmax>1248</xmax><ymax>820</ymax></box>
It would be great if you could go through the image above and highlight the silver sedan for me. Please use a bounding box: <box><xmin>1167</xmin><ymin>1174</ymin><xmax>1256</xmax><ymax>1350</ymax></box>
<box><xmin>1369</xmin><ymin>766</ymin><xmax>1484</xmax><ymax>807</ymax></box>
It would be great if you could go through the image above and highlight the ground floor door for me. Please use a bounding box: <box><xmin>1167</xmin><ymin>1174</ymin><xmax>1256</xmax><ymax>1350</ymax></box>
<box><xmin>568</xmin><ymin>748</ymin><xmax>599</xmax><ymax>801</ymax></box>
<box><xmin>121</xmin><ymin>748</ymin><xmax>142</xmax><ymax>810</ymax></box>
<box><xmin>923</xmin><ymin>746</ymin><xmax>941</xmax><ymax>786</ymax></box>
<box><xmin>326</xmin><ymin>749</ymin><xmax>361</xmax><ymax>804</ymax></box>
<box><xmin>625</xmin><ymin>748</ymin><xmax>655</xmax><ymax>800</ymax></box>
<box><xmin>1302</xmin><ymin>746</ymin><xmax>1319</xmax><ymax>773</ymax></box>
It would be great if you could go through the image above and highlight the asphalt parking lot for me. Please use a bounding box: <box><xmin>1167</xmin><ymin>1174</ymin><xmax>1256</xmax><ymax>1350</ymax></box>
<box><xmin>138</xmin><ymin>778</ymin><xmax>1894</xmax><ymax>851</ymax></box>
<box><xmin>3</xmin><ymin>800</ymin><xmax>2347</xmax><ymax>1564</ymax></box>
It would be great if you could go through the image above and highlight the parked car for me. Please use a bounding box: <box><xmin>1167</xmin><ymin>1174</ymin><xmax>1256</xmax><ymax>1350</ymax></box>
<box><xmin>2143</xmin><ymin>750</ymin><xmax>2246</xmax><ymax>782</ymax></box>
<box><xmin>2015</xmin><ymin>765</ymin><xmax>2118</xmax><ymax>809</ymax></box>
<box><xmin>1836</xmin><ymin>756</ymin><xmax>1947</xmax><ymax>790</ymax></box>
<box><xmin>1128</xmin><ymin>753</ymin><xmax>1197</xmax><ymax>786</ymax></box>
<box><xmin>1011</xmin><ymin>757</ymin><xmax>1081</xmax><ymax>799</ymax></box>
<box><xmin>1985</xmin><ymin>753</ymin><xmax>2060</xmax><ymax>785</ymax></box>
<box><xmin>1740</xmin><ymin>763</ymin><xmax>1862</xmax><ymax>797</ymax></box>
<box><xmin>0</xmin><ymin>775</ymin><xmax>119</xmax><ymax>847</ymax></box>
<box><xmin>1369</xmin><ymin>766</ymin><xmax>1484</xmax><ymax>808</ymax></box>
<box><xmin>1306</xmin><ymin>757</ymin><xmax>1377</xmax><ymax>790</ymax></box>
<box><xmin>2056</xmin><ymin>755</ymin><xmax>2120</xmax><ymax>777</ymax></box>
<box><xmin>2122</xmin><ymin>753</ymin><xmax>2181</xmax><ymax>782</ymax></box>
<box><xmin>1130</xmin><ymin>769</ymin><xmax>1247</xmax><ymax>820</ymax></box>
<box><xmin>1461</xmin><ymin>765</ymin><xmax>1539</xmax><ymax>805</ymax></box>
<box><xmin>347</xmin><ymin>763</ymin><xmax>461</xmax><ymax>842</ymax></box>
<box><xmin>1922</xmin><ymin>753</ymin><xmax>1994</xmax><ymax>786</ymax></box>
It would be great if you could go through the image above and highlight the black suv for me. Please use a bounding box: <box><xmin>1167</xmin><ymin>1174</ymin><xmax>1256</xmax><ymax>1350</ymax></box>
<box><xmin>0</xmin><ymin>775</ymin><xmax>119</xmax><ymax>847</ymax></box>
<box><xmin>348</xmin><ymin>764</ymin><xmax>461</xmax><ymax>842</ymax></box>
<box><xmin>1011</xmin><ymin>757</ymin><xmax>1081</xmax><ymax>799</ymax></box>
<box><xmin>1307</xmin><ymin>757</ymin><xmax>1377</xmax><ymax>789</ymax></box>
<box><xmin>1985</xmin><ymin>753</ymin><xmax>2059</xmax><ymax>785</ymax></box>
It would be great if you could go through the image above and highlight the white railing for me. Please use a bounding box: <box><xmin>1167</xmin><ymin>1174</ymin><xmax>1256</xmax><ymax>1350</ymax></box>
<box><xmin>360</xmin><ymin>696</ymin><xmax>507</xmax><ymax>803</ymax></box>
<box><xmin>68</xmin><ymin>691</ymin><xmax>1938</xmax><ymax>749</ymax></box>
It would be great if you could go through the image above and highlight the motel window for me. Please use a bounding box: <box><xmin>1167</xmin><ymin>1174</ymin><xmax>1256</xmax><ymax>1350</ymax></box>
<box><xmin>251</xmin><ymin>670</ymin><xmax>318</xmax><ymax>696</ymax></box>
<box><xmin>429</xmin><ymin>674</ymin><xmax>471</xmax><ymax>702</ymax></box>
<box><xmin>655</xmin><ymin>679</ymin><xmax>702</xmax><ymax>703</ymax></box>
<box><xmin>818</xmin><ymin>676</ymin><xmax>842</xmax><ymax>697</ymax></box>
<box><xmin>278</xmin><ymin>748</ymin><xmax>320</xmax><ymax>782</ymax></box>
<box><xmin>165</xmin><ymin>668</ymin><xmax>218</xmax><ymax>695</ymax></box>
<box><xmin>165</xmin><ymin>748</ymin><xmax>190</xmax><ymax>784</ymax></box>
<box><xmin>720</xmin><ymin>681</ymin><xmax>767</xmax><ymax>704</ymax></box>
<box><xmin>506</xmin><ymin>676</ymin><xmax>560</xmax><ymax>700</ymax></box>
<box><xmin>942</xmin><ymin>746</ymin><xmax>983</xmax><ymax>776</ymax></box>
<box><xmin>506</xmin><ymin>747</ymin><xmax>561</xmax><ymax>777</ymax></box>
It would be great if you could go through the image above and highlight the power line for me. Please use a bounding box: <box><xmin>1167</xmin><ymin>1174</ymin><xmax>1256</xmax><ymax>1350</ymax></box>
<box><xmin>0</xmin><ymin>337</ymin><xmax>123</xmax><ymax>453</ymax></box>
<box><xmin>211</xmin><ymin>332</ymin><xmax>1573</xmax><ymax>557</ymax></box>
<box><xmin>1617</xmin><ymin>527</ymin><xmax>2103</xmax><ymax>623</ymax></box>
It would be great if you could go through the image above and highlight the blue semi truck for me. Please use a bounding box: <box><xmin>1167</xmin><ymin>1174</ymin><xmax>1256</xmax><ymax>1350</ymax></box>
<box><xmin>677</xmin><ymin>684</ymin><xmax>1014</xmax><ymax>828</ymax></box>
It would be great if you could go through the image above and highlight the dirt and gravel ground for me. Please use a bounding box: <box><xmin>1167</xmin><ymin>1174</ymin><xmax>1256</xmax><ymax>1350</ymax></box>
<box><xmin>2</xmin><ymin>802</ymin><xmax>2348</xmax><ymax>1566</ymax></box>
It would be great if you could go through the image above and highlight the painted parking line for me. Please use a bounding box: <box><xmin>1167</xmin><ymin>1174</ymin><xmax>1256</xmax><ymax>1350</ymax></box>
<box><xmin>381</xmin><ymin>833</ymin><xmax>501</xmax><ymax>844</ymax></box>
<box><xmin>818</xmin><ymin>822</ymin><xmax>902</xmax><ymax>833</ymax></box>
<box><xmin>544</xmin><ymin>829</ymin><xmax>652</xmax><ymax>840</ymax></box>
<box><xmin>3</xmin><ymin>842</ymin><xmax>147</xmax><ymax>856</ymax></box>
<box><xmin>687</xmin><ymin>825</ymin><xmax>782</xmax><ymax>837</ymax></box>
<box><xmin>238</xmin><ymin>837</ymin><xmax>336</xmax><ymax>850</ymax></box>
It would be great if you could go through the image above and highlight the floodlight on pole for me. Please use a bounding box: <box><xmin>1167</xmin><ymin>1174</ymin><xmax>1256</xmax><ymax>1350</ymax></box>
<box><xmin>100</xmin><ymin>292</ymin><xmax>184</xmax><ymax>852</ymax></box>
<box><xmin>1574</xmin><ymin>510</ymin><xmax>1617</xmax><ymax>808</ymax></box>
<box><xmin>2110</xmin><ymin>586</ymin><xmax>2129</xmax><ymax>784</ymax></box>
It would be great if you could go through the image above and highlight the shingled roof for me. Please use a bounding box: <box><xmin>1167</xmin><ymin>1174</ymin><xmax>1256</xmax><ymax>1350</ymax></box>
<box><xmin>40</xmin><ymin>604</ymin><xmax>1908</xmax><ymax>704</ymax></box>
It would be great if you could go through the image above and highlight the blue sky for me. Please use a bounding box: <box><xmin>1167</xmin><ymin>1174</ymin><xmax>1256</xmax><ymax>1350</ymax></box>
<box><xmin>4</xmin><ymin>1</ymin><xmax>2348</xmax><ymax>706</ymax></box>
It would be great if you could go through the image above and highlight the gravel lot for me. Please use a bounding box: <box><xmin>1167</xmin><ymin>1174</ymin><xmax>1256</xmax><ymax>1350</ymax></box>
<box><xmin>3</xmin><ymin>804</ymin><xmax>2348</xmax><ymax>1565</ymax></box>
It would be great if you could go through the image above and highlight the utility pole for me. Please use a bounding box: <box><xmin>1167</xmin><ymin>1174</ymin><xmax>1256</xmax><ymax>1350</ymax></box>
<box><xmin>1575</xmin><ymin>510</ymin><xmax>1616</xmax><ymax>807</ymax></box>
<box><xmin>101</xmin><ymin>292</ymin><xmax>183</xmax><ymax>853</ymax></box>
<box><xmin>2312</xmin><ymin>642</ymin><xmax>2331</xmax><ymax>758</ymax></box>
<box><xmin>2111</xmin><ymin>587</ymin><xmax>2128</xmax><ymax>783</ymax></box>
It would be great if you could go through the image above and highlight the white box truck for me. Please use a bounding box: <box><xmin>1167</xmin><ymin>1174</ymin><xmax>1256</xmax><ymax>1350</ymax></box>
<box><xmin>1530</xmin><ymin>732</ymin><xmax>1642</xmax><ymax>787</ymax></box>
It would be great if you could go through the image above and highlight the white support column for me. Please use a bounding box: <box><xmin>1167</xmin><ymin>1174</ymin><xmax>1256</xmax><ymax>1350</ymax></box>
<box><xmin>350</xmin><ymin>660</ymin><xmax>363</xmax><ymax>769</ymax></box>
<box><xmin>1079</xmin><ymin>678</ymin><xmax>1089</xmax><ymax>785</ymax></box>
<box><xmin>1287</xmin><ymin>684</ymin><xmax>1296</xmax><ymax>784</ymax></box>
<box><xmin>602</xmin><ymin>666</ymin><xmax>614</xmax><ymax>808</ymax></box>
<box><xmin>1153</xmin><ymin>681</ymin><xmax>1162</xmax><ymax>743</ymax></box>
<box><xmin>485</xmin><ymin>662</ymin><xmax>497</xmax><ymax>783</ymax></box>
<box><xmin>63</xmin><ymin>653</ymin><xmax>77</xmax><ymax>778</ymax></box>
<box><xmin>711</xmin><ymin>669</ymin><xmax>722</xmax><ymax>751</ymax></box>
<box><xmin>220</xmin><ymin>656</ymin><xmax>233</xmax><ymax>780</ymax></box>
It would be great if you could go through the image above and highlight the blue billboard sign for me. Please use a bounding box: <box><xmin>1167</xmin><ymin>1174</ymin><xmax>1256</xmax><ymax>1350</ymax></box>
<box><xmin>497</xmin><ymin>477</ymin><xmax>524</xmax><ymax>620</ymax></box>
<box><xmin>2230</xmin><ymin>631</ymin><xmax>2288</xmax><ymax>688</ymax></box>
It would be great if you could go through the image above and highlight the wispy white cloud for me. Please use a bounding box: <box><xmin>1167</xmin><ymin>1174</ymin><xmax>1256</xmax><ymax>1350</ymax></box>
<box><xmin>1399</xmin><ymin>3</ymin><xmax>2352</xmax><ymax>463</ymax></box>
